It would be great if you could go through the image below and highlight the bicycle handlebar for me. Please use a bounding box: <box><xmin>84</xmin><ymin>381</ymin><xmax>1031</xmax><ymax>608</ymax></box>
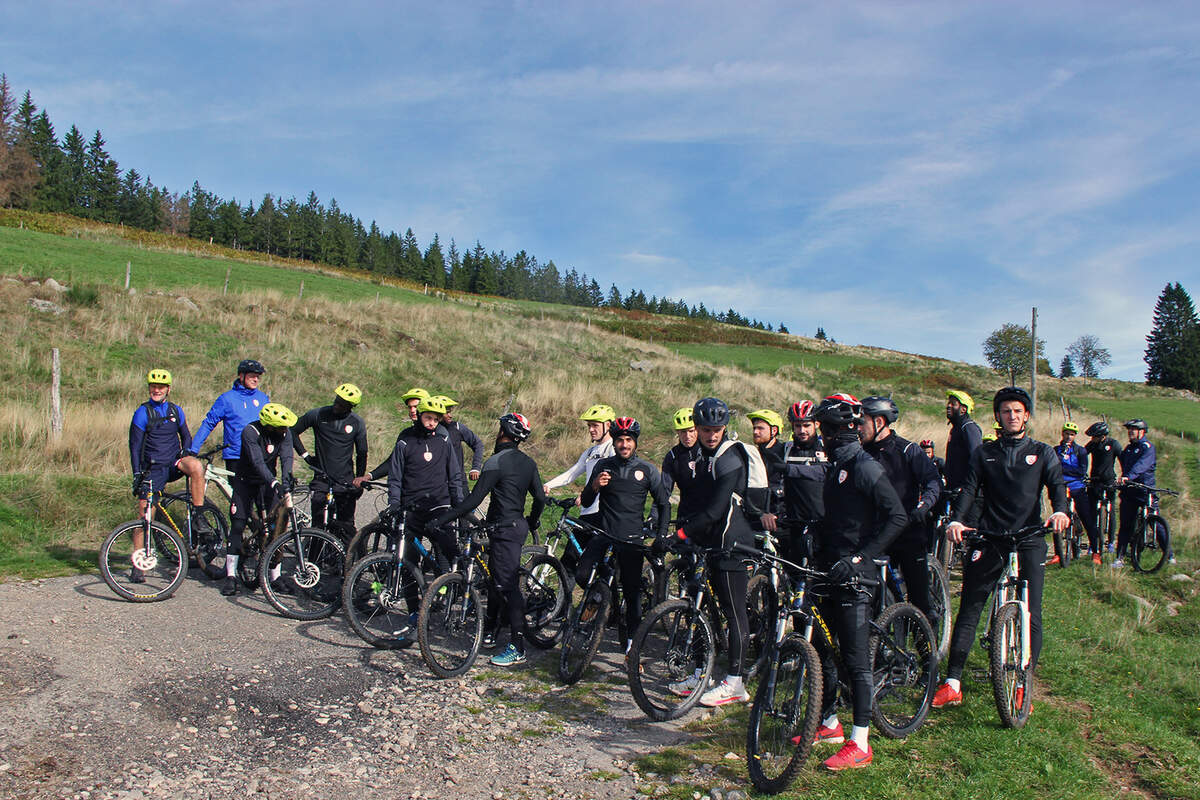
<box><xmin>1122</xmin><ymin>481</ymin><xmax>1178</xmax><ymax>496</ymax></box>
<box><xmin>963</xmin><ymin>525</ymin><xmax>1051</xmax><ymax>543</ymax></box>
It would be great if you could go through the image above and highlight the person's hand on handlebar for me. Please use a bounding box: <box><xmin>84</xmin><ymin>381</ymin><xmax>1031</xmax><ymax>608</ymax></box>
<box><xmin>759</xmin><ymin>512</ymin><xmax>777</xmax><ymax>532</ymax></box>
<box><xmin>353</xmin><ymin>473</ymin><xmax>372</xmax><ymax>488</ymax></box>
<box><xmin>945</xmin><ymin>520</ymin><xmax>973</xmax><ymax>544</ymax></box>
<box><xmin>1045</xmin><ymin>511</ymin><xmax>1070</xmax><ymax>532</ymax></box>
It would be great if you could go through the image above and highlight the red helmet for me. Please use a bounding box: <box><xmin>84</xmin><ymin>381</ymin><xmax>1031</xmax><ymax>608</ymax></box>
<box><xmin>498</xmin><ymin>412</ymin><xmax>532</xmax><ymax>442</ymax></box>
<box><xmin>813</xmin><ymin>393</ymin><xmax>863</xmax><ymax>427</ymax></box>
<box><xmin>787</xmin><ymin>400</ymin><xmax>816</xmax><ymax>423</ymax></box>
<box><xmin>919</xmin><ymin>439</ymin><xmax>935</xmax><ymax>449</ymax></box>
<box><xmin>610</xmin><ymin>416</ymin><xmax>641</xmax><ymax>440</ymax></box>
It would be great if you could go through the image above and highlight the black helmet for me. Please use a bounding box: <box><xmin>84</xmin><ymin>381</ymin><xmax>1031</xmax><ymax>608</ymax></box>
<box><xmin>1123</xmin><ymin>418</ymin><xmax>1147</xmax><ymax>431</ymax></box>
<box><xmin>1085</xmin><ymin>421</ymin><xmax>1109</xmax><ymax>437</ymax></box>
<box><xmin>237</xmin><ymin>359</ymin><xmax>265</xmax><ymax>375</ymax></box>
<box><xmin>498</xmin><ymin>412</ymin><xmax>532</xmax><ymax>442</ymax></box>
<box><xmin>992</xmin><ymin>386</ymin><xmax>1032</xmax><ymax>414</ymax></box>
<box><xmin>860</xmin><ymin>395</ymin><xmax>899</xmax><ymax>424</ymax></box>
<box><xmin>692</xmin><ymin>397</ymin><xmax>730</xmax><ymax>427</ymax></box>
<box><xmin>813</xmin><ymin>393</ymin><xmax>863</xmax><ymax>427</ymax></box>
<box><xmin>787</xmin><ymin>400</ymin><xmax>816</xmax><ymax>423</ymax></box>
<box><xmin>609</xmin><ymin>416</ymin><xmax>640</xmax><ymax>440</ymax></box>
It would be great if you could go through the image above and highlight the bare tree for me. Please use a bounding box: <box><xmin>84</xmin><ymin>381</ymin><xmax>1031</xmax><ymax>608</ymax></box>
<box><xmin>1066</xmin><ymin>334</ymin><xmax>1112</xmax><ymax>379</ymax></box>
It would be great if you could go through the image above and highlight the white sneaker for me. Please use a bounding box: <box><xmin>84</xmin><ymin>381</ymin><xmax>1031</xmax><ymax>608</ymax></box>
<box><xmin>668</xmin><ymin>674</ymin><xmax>701</xmax><ymax>697</ymax></box>
<box><xmin>1169</xmin><ymin>557</ymin><xmax>1177</xmax><ymax>565</ymax></box>
<box><xmin>699</xmin><ymin>679</ymin><xmax>750</xmax><ymax>707</ymax></box>
<box><xmin>1111</xmin><ymin>558</ymin><xmax>1125</xmax><ymax>569</ymax></box>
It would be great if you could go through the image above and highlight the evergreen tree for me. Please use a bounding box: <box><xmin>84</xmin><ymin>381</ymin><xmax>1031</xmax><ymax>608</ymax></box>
<box><xmin>0</xmin><ymin>75</ymin><xmax>38</xmax><ymax>208</ymax></box>
<box><xmin>30</xmin><ymin>111</ymin><xmax>66</xmax><ymax>211</ymax></box>
<box><xmin>364</xmin><ymin>220</ymin><xmax>385</xmax><ymax>272</ymax></box>
<box><xmin>1059</xmin><ymin>355</ymin><xmax>1076</xmax><ymax>378</ymax></box>
<box><xmin>607</xmin><ymin>284</ymin><xmax>621</xmax><ymax>308</ymax></box>
<box><xmin>1144</xmin><ymin>282</ymin><xmax>1200</xmax><ymax>390</ymax></box>
<box><xmin>815</xmin><ymin>327</ymin><xmax>827</xmax><ymax>340</ymax></box>
<box><xmin>423</xmin><ymin>234</ymin><xmax>445</xmax><ymax>288</ymax></box>
<box><xmin>86</xmin><ymin>130</ymin><xmax>120</xmax><ymax>221</ymax></box>
<box><xmin>400</xmin><ymin>228</ymin><xmax>422</xmax><ymax>280</ymax></box>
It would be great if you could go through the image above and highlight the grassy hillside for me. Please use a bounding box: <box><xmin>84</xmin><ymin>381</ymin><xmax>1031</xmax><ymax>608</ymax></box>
<box><xmin>3</xmin><ymin>213</ymin><xmax>1200</xmax><ymax>799</ymax></box>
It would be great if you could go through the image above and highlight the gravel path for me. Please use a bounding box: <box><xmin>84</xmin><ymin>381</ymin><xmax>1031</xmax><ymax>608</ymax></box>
<box><xmin>0</xmin><ymin>571</ymin><xmax>717</xmax><ymax>800</ymax></box>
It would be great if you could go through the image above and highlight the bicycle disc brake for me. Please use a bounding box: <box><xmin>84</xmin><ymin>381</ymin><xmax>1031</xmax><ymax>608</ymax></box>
<box><xmin>131</xmin><ymin>548</ymin><xmax>159</xmax><ymax>571</ymax></box>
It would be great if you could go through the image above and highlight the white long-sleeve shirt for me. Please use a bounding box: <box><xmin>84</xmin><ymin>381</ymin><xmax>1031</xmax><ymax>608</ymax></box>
<box><xmin>544</xmin><ymin>438</ymin><xmax>615</xmax><ymax>515</ymax></box>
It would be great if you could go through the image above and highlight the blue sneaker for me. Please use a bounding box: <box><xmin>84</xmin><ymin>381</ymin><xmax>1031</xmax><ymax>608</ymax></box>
<box><xmin>490</xmin><ymin>644</ymin><xmax>526</xmax><ymax>667</ymax></box>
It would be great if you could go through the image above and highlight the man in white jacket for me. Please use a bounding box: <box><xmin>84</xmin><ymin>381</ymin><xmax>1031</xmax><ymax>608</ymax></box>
<box><xmin>543</xmin><ymin>403</ymin><xmax>616</xmax><ymax>572</ymax></box>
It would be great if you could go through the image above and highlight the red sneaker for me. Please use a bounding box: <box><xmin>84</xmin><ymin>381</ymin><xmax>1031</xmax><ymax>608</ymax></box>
<box><xmin>1092</xmin><ymin>553</ymin><xmax>1102</xmax><ymax>566</ymax></box>
<box><xmin>796</xmin><ymin>721</ymin><xmax>844</xmax><ymax>746</ymax></box>
<box><xmin>823</xmin><ymin>741</ymin><xmax>872</xmax><ymax>771</ymax></box>
<box><xmin>1045</xmin><ymin>555</ymin><xmax>1061</xmax><ymax>566</ymax></box>
<box><xmin>931</xmin><ymin>682</ymin><xmax>962</xmax><ymax>709</ymax></box>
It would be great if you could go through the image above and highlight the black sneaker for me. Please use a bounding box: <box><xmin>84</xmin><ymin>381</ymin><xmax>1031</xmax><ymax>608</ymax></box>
<box><xmin>190</xmin><ymin>512</ymin><xmax>212</xmax><ymax>535</ymax></box>
<box><xmin>128</xmin><ymin>567</ymin><xmax>146</xmax><ymax>584</ymax></box>
<box><xmin>221</xmin><ymin>576</ymin><xmax>239</xmax><ymax>596</ymax></box>
<box><xmin>481</xmin><ymin>631</ymin><xmax>498</xmax><ymax>650</ymax></box>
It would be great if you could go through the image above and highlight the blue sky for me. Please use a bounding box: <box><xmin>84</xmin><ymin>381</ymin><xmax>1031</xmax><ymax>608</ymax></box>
<box><xmin>5</xmin><ymin>1</ymin><xmax>1200</xmax><ymax>380</ymax></box>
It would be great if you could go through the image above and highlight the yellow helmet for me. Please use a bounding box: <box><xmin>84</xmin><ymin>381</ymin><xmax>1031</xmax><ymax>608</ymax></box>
<box><xmin>334</xmin><ymin>383</ymin><xmax>362</xmax><ymax>406</ymax></box>
<box><xmin>580</xmin><ymin>404</ymin><xmax>616</xmax><ymax>423</ymax></box>
<box><xmin>431</xmin><ymin>394</ymin><xmax>458</xmax><ymax>408</ymax></box>
<box><xmin>946</xmin><ymin>390</ymin><xmax>975</xmax><ymax>414</ymax></box>
<box><xmin>259</xmin><ymin>403</ymin><xmax>298</xmax><ymax>428</ymax></box>
<box><xmin>993</xmin><ymin>420</ymin><xmax>1003</xmax><ymax>430</ymax></box>
<box><xmin>400</xmin><ymin>387</ymin><xmax>430</xmax><ymax>402</ymax></box>
<box><xmin>146</xmin><ymin>369</ymin><xmax>172</xmax><ymax>386</ymax></box>
<box><xmin>1062</xmin><ymin>421</ymin><xmax>1079</xmax><ymax>433</ymax></box>
<box><xmin>982</xmin><ymin>432</ymin><xmax>998</xmax><ymax>442</ymax></box>
<box><xmin>672</xmin><ymin>407</ymin><xmax>694</xmax><ymax>430</ymax></box>
<box><xmin>416</xmin><ymin>397</ymin><xmax>448</xmax><ymax>416</ymax></box>
<box><xmin>746</xmin><ymin>409</ymin><xmax>784</xmax><ymax>431</ymax></box>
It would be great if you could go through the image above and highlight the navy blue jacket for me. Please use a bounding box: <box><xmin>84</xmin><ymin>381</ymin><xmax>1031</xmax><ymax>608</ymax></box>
<box><xmin>129</xmin><ymin>399</ymin><xmax>192</xmax><ymax>473</ymax></box>
<box><xmin>1054</xmin><ymin>441</ymin><xmax>1088</xmax><ymax>492</ymax></box>
<box><xmin>371</xmin><ymin>422</ymin><xmax>464</xmax><ymax>511</ymax></box>
<box><xmin>1119</xmin><ymin>439</ymin><xmax>1156</xmax><ymax>501</ymax></box>
<box><xmin>945</xmin><ymin>413</ymin><xmax>983</xmax><ymax>490</ymax></box>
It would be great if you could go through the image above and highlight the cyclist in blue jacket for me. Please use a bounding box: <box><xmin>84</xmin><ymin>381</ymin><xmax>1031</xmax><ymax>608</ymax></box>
<box><xmin>1054</xmin><ymin>422</ymin><xmax>1091</xmax><ymax>564</ymax></box>
<box><xmin>189</xmin><ymin>360</ymin><xmax>270</xmax><ymax>471</ymax></box>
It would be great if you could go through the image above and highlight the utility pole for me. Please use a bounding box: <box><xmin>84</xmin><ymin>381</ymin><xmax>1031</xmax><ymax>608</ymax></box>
<box><xmin>1030</xmin><ymin>306</ymin><xmax>1038</xmax><ymax>416</ymax></box>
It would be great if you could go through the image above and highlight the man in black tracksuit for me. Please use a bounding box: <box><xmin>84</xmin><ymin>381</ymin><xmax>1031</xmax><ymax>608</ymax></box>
<box><xmin>675</xmin><ymin>398</ymin><xmax>767</xmax><ymax>709</ymax></box>
<box><xmin>292</xmin><ymin>384</ymin><xmax>368</xmax><ymax>530</ymax></box>
<box><xmin>661</xmin><ymin>409</ymin><xmax>704</xmax><ymax>523</ymax></box>
<box><xmin>859</xmin><ymin>397</ymin><xmax>942</xmax><ymax>627</ymax></box>
<box><xmin>767</xmin><ymin>401</ymin><xmax>827</xmax><ymax>566</ymax></box>
<box><xmin>359</xmin><ymin>398</ymin><xmax>463</xmax><ymax>600</ymax></box>
<box><xmin>933</xmin><ymin>386</ymin><xmax>1069</xmax><ymax>710</ymax></box>
<box><xmin>747</xmin><ymin>409</ymin><xmax>787</xmax><ymax>517</ymax></box>
<box><xmin>1084</xmin><ymin>422</ymin><xmax>1121</xmax><ymax>551</ymax></box>
<box><xmin>577</xmin><ymin>418</ymin><xmax>671</xmax><ymax>650</ymax></box>
<box><xmin>434</xmin><ymin>413</ymin><xmax>546</xmax><ymax>666</ymax></box>
<box><xmin>225</xmin><ymin>404</ymin><xmax>297</xmax><ymax>596</ymax></box>
<box><xmin>809</xmin><ymin>394</ymin><xmax>908</xmax><ymax>771</ymax></box>
<box><xmin>944</xmin><ymin>390</ymin><xmax>982</xmax><ymax>491</ymax></box>
<box><xmin>435</xmin><ymin>395</ymin><xmax>485</xmax><ymax>500</ymax></box>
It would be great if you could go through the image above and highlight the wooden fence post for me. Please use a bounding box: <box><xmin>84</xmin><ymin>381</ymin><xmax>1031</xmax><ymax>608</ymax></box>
<box><xmin>223</xmin><ymin>267</ymin><xmax>231</xmax><ymax>296</ymax></box>
<box><xmin>298</xmin><ymin>281</ymin><xmax>304</xmax><ymax>300</ymax></box>
<box><xmin>50</xmin><ymin>348</ymin><xmax>63</xmax><ymax>442</ymax></box>
<box><xmin>124</xmin><ymin>261</ymin><xmax>131</xmax><ymax>290</ymax></box>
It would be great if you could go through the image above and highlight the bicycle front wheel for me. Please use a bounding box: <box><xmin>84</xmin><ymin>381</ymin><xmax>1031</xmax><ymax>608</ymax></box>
<box><xmin>418</xmin><ymin>572</ymin><xmax>483</xmax><ymax>678</ymax></box>
<box><xmin>99</xmin><ymin>520</ymin><xmax>187</xmax><ymax>602</ymax></box>
<box><xmin>558</xmin><ymin>581</ymin><xmax>611</xmax><ymax>684</ymax></box>
<box><xmin>746</xmin><ymin>634</ymin><xmax>822</xmax><ymax>795</ymax></box>
<box><xmin>260</xmin><ymin>528</ymin><xmax>347</xmax><ymax>620</ymax></box>
<box><xmin>870</xmin><ymin>602</ymin><xmax>937</xmax><ymax>739</ymax></box>
<box><xmin>745</xmin><ymin>573</ymin><xmax>778</xmax><ymax>681</ymax></box>
<box><xmin>1132</xmin><ymin>515</ymin><xmax>1170</xmax><ymax>573</ymax></box>
<box><xmin>627</xmin><ymin>598</ymin><xmax>717</xmax><ymax>721</ymax></box>
<box><xmin>343</xmin><ymin>552</ymin><xmax>424</xmax><ymax>649</ymax></box>
<box><xmin>989</xmin><ymin>602</ymin><xmax>1032</xmax><ymax>728</ymax></box>
<box><xmin>522</xmin><ymin>554</ymin><xmax>569</xmax><ymax>649</ymax></box>
<box><xmin>927</xmin><ymin>558</ymin><xmax>952</xmax><ymax>662</ymax></box>
<box><xmin>1051</xmin><ymin>530</ymin><xmax>1070</xmax><ymax>569</ymax></box>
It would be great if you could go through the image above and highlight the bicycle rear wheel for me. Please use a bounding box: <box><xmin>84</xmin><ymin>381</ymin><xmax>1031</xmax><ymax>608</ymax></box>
<box><xmin>260</xmin><ymin>528</ymin><xmax>346</xmax><ymax>620</ymax></box>
<box><xmin>159</xmin><ymin>493</ymin><xmax>228</xmax><ymax>575</ymax></box>
<box><xmin>627</xmin><ymin>598</ymin><xmax>716</xmax><ymax>721</ymax></box>
<box><xmin>1051</xmin><ymin>531</ymin><xmax>1070</xmax><ymax>569</ymax></box>
<box><xmin>870</xmin><ymin>602</ymin><xmax>937</xmax><ymax>739</ymax></box>
<box><xmin>344</xmin><ymin>520</ymin><xmax>391</xmax><ymax>574</ymax></box>
<box><xmin>418</xmin><ymin>572</ymin><xmax>483</xmax><ymax>678</ymax></box>
<box><xmin>343</xmin><ymin>552</ymin><xmax>424</xmax><ymax>648</ymax></box>
<box><xmin>989</xmin><ymin>602</ymin><xmax>1031</xmax><ymax>728</ymax></box>
<box><xmin>1131</xmin><ymin>514</ymin><xmax>1170</xmax><ymax>573</ymax></box>
<box><xmin>522</xmin><ymin>554</ymin><xmax>569</xmax><ymax>649</ymax></box>
<box><xmin>745</xmin><ymin>573</ymin><xmax>777</xmax><ymax>681</ymax></box>
<box><xmin>99</xmin><ymin>520</ymin><xmax>187</xmax><ymax>602</ymax></box>
<box><xmin>746</xmin><ymin>634</ymin><xmax>822</xmax><ymax>795</ymax></box>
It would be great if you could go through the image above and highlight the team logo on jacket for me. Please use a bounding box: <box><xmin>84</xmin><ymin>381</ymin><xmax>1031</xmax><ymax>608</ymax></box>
<box><xmin>266</xmin><ymin>443</ymin><xmax>275</xmax><ymax>454</ymax></box>
<box><xmin>838</xmin><ymin>469</ymin><xmax>848</xmax><ymax>484</ymax></box>
<box><xmin>423</xmin><ymin>451</ymin><xmax>432</xmax><ymax>462</ymax></box>
<box><xmin>634</xmin><ymin>470</ymin><xmax>644</xmax><ymax>481</ymax></box>
<box><xmin>970</xmin><ymin>549</ymin><xmax>981</xmax><ymax>562</ymax></box>
<box><xmin>1025</xmin><ymin>455</ymin><xmax>1038</xmax><ymax>465</ymax></box>
<box><xmin>253</xmin><ymin>399</ymin><xmax>260</xmax><ymax>407</ymax></box>
<box><xmin>344</xmin><ymin>425</ymin><xmax>353</xmax><ymax>434</ymax></box>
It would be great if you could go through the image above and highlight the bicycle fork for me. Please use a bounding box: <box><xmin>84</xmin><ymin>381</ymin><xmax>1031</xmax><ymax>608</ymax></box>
<box><xmin>999</xmin><ymin>551</ymin><xmax>1032</xmax><ymax>671</ymax></box>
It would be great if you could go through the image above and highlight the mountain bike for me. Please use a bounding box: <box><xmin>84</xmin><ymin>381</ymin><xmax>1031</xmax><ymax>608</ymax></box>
<box><xmin>930</xmin><ymin>487</ymin><xmax>963</xmax><ymax>571</ymax></box>
<box><xmin>417</xmin><ymin>522</ymin><xmax>567</xmax><ymax>677</ymax></box>
<box><xmin>258</xmin><ymin>493</ymin><xmax>347</xmax><ymax>620</ymax></box>
<box><xmin>1124</xmin><ymin>482</ymin><xmax>1176</xmax><ymax>573</ymax></box>
<box><xmin>523</xmin><ymin>497</ymin><xmax>591</xmax><ymax>577</ymax></box>
<box><xmin>872</xmin><ymin>552</ymin><xmax>952</xmax><ymax>664</ymax></box>
<box><xmin>558</xmin><ymin>527</ymin><xmax>664</xmax><ymax>685</ymax></box>
<box><xmin>1050</xmin><ymin>493</ymin><xmax>1082</xmax><ymax>568</ymax></box>
<box><xmin>970</xmin><ymin>525</ymin><xmax>1047</xmax><ymax>729</ymax></box>
<box><xmin>99</xmin><ymin>471</ymin><xmax>189</xmax><ymax>602</ymax></box>
<box><xmin>1085</xmin><ymin>478</ymin><xmax>1118</xmax><ymax>555</ymax></box>
<box><xmin>342</xmin><ymin>506</ymin><xmax>438</xmax><ymax>649</ymax></box>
